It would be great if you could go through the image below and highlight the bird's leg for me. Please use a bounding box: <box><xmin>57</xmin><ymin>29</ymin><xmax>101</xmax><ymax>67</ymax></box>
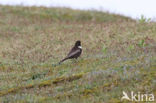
<box><xmin>72</xmin><ymin>58</ymin><xmax>77</xmax><ymax>63</ymax></box>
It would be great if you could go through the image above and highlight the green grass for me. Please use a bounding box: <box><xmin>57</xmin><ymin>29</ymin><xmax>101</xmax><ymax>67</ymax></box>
<box><xmin>0</xmin><ymin>5</ymin><xmax>156</xmax><ymax>103</ymax></box>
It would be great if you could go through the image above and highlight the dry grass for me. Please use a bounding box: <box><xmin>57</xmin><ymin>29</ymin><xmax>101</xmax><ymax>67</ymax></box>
<box><xmin>0</xmin><ymin>5</ymin><xmax>156</xmax><ymax>103</ymax></box>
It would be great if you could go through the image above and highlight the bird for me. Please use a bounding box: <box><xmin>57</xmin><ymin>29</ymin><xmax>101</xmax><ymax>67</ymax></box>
<box><xmin>59</xmin><ymin>40</ymin><xmax>82</xmax><ymax>64</ymax></box>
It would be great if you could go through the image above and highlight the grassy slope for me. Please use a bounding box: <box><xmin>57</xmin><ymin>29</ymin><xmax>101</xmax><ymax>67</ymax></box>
<box><xmin>0</xmin><ymin>5</ymin><xmax>156</xmax><ymax>103</ymax></box>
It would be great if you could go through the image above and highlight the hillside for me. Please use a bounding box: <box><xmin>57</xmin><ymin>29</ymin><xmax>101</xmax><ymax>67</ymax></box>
<box><xmin>0</xmin><ymin>5</ymin><xmax>156</xmax><ymax>103</ymax></box>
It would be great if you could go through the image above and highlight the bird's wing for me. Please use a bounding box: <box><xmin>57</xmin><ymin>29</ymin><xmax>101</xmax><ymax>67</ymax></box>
<box><xmin>67</xmin><ymin>47</ymin><xmax>75</xmax><ymax>56</ymax></box>
<box><xmin>67</xmin><ymin>49</ymin><xmax>80</xmax><ymax>58</ymax></box>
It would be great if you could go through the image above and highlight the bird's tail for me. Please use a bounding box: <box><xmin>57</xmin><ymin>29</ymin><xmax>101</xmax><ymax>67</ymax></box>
<box><xmin>59</xmin><ymin>57</ymin><xmax>68</xmax><ymax>64</ymax></box>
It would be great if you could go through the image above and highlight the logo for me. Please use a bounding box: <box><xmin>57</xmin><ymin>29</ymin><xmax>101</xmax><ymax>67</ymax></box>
<box><xmin>121</xmin><ymin>91</ymin><xmax>155</xmax><ymax>102</ymax></box>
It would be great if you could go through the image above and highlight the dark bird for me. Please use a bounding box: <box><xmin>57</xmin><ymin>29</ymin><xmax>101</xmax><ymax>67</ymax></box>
<box><xmin>59</xmin><ymin>40</ymin><xmax>82</xmax><ymax>64</ymax></box>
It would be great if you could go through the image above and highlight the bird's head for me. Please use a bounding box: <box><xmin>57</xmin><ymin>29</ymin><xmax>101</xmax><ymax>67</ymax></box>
<box><xmin>75</xmin><ymin>40</ymin><xmax>82</xmax><ymax>49</ymax></box>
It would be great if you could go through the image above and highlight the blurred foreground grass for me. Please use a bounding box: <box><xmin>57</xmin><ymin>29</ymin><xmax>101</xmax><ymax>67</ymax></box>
<box><xmin>0</xmin><ymin>5</ymin><xmax>156</xmax><ymax>103</ymax></box>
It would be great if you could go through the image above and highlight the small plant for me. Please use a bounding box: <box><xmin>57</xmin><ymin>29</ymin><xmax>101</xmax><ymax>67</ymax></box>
<box><xmin>102</xmin><ymin>46</ymin><xmax>107</xmax><ymax>54</ymax></box>
<box><xmin>84</xmin><ymin>84</ymin><xmax>92</xmax><ymax>89</ymax></box>
<box><xmin>127</xmin><ymin>44</ymin><xmax>134</xmax><ymax>52</ymax></box>
<box><xmin>138</xmin><ymin>39</ymin><xmax>146</xmax><ymax>47</ymax></box>
<box><xmin>139</xmin><ymin>15</ymin><xmax>151</xmax><ymax>23</ymax></box>
<box><xmin>59</xmin><ymin>69</ymin><xmax>67</xmax><ymax>75</ymax></box>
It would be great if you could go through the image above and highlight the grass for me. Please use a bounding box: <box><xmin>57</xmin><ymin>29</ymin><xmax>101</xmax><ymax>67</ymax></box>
<box><xmin>0</xmin><ymin>5</ymin><xmax>156</xmax><ymax>103</ymax></box>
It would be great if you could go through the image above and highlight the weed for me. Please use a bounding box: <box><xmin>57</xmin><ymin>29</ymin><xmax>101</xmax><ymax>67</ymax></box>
<box><xmin>139</xmin><ymin>15</ymin><xmax>151</xmax><ymax>23</ymax></box>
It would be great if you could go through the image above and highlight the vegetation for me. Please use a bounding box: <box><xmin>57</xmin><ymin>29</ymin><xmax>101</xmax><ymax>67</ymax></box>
<box><xmin>0</xmin><ymin>5</ymin><xmax>156</xmax><ymax>103</ymax></box>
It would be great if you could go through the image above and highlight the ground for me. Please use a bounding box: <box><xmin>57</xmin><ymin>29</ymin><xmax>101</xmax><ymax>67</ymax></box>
<box><xmin>0</xmin><ymin>5</ymin><xmax>156</xmax><ymax>103</ymax></box>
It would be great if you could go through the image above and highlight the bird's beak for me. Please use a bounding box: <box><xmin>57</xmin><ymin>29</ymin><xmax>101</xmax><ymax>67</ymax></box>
<box><xmin>78</xmin><ymin>46</ymin><xmax>82</xmax><ymax>49</ymax></box>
